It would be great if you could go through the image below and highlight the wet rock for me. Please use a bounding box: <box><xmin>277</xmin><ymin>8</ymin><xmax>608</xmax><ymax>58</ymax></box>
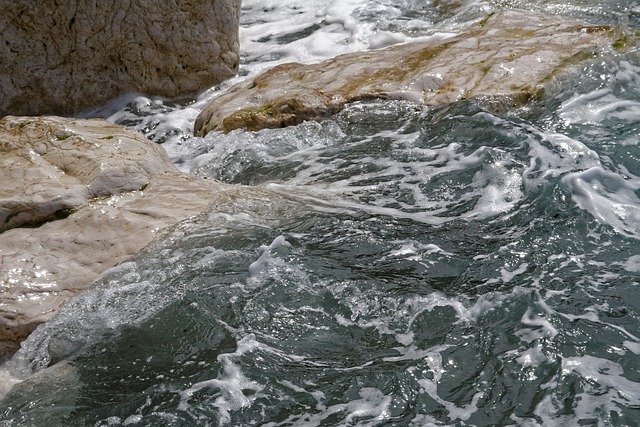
<box><xmin>0</xmin><ymin>116</ymin><xmax>222</xmax><ymax>357</ymax></box>
<box><xmin>0</xmin><ymin>0</ymin><xmax>241</xmax><ymax>117</ymax></box>
<box><xmin>0</xmin><ymin>116</ymin><xmax>176</xmax><ymax>232</ymax></box>
<box><xmin>195</xmin><ymin>9</ymin><xmax>618</xmax><ymax>136</ymax></box>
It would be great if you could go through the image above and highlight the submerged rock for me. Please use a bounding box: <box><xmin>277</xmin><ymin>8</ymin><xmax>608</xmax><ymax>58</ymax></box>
<box><xmin>194</xmin><ymin>9</ymin><xmax>618</xmax><ymax>136</ymax></box>
<box><xmin>0</xmin><ymin>116</ymin><xmax>223</xmax><ymax>357</ymax></box>
<box><xmin>0</xmin><ymin>0</ymin><xmax>241</xmax><ymax>117</ymax></box>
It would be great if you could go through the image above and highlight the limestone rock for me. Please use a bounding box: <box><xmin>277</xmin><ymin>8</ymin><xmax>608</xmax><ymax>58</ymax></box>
<box><xmin>0</xmin><ymin>116</ymin><xmax>223</xmax><ymax>357</ymax></box>
<box><xmin>194</xmin><ymin>9</ymin><xmax>617</xmax><ymax>136</ymax></box>
<box><xmin>0</xmin><ymin>116</ymin><xmax>176</xmax><ymax>232</ymax></box>
<box><xmin>0</xmin><ymin>0</ymin><xmax>241</xmax><ymax>117</ymax></box>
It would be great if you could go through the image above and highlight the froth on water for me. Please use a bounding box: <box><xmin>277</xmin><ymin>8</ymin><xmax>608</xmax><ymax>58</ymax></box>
<box><xmin>2</xmin><ymin>0</ymin><xmax>640</xmax><ymax>425</ymax></box>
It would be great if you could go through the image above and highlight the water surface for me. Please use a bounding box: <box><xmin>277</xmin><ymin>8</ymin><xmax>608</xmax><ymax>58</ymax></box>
<box><xmin>1</xmin><ymin>1</ymin><xmax>640</xmax><ymax>426</ymax></box>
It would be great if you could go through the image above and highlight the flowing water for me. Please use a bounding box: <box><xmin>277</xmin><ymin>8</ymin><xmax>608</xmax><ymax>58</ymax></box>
<box><xmin>2</xmin><ymin>1</ymin><xmax>640</xmax><ymax>426</ymax></box>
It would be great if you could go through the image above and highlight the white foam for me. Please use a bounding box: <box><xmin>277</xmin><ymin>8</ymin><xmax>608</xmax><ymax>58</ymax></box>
<box><xmin>561</xmin><ymin>166</ymin><xmax>640</xmax><ymax>239</ymax></box>
<box><xmin>368</xmin><ymin>30</ymin><xmax>406</xmax><ymax>49</ymax></box>
<box><xmin>522</xmin><ymin>125</ymin><xmax>601</xmax><ymax>192</ymax></box>
<box><xmin>621</xmin><ymin>254</ymin><xmax>640</xmax><ymax>272</ymax></box>
<box><xmin>394</xmin><ymin>332</ymin><xmax>415</xmax><ymax>346</ymax></box>
<box><xmin>247</xmin><ymin>235</ymin><xmax>291</xmax><ymax>281</ymax></box>
<box><xmin>499</xmin><ymin>262</ymin><xmax>529</xmax><ymax>283</ymax></box>
<box><xmin>558</xmin><ymin>308</ymin><xmax>640</xmax><ymax>342</ymax></box>
<box><xmin>560</xmin><ymin>355</ymin><xmax>640</xmax><ymax>415</ymax></box>
<box><xmin>415</xmin><ymin>347</ymin><xmax>483</xmax><ymax>422</ymax></box>
<box><xmin>515</xmin><ymin>343</ymin><xmax>552</xmax><ymax>368</ymax></box>
<box><xmin>103</xmin><ymin>416</ymin><xmax>123</xmax><ymax>425</ymax></box>
<box><xmin>323</xmin><ymin>0</ymin><xmax>365</xmax><ymax>41</ymax></box>
<box><xmin>261</xmin><ymin>383</ymin><xmax>393</xmax><ymax>426</ymax></box>
<box><xmin>178</xmin><ymin>335</ymin><xmax>265</xmax><ymax>424</ymax></box>
<box><xmin>515</xmin><ymin>119</ymin><xmax>640</xmax><ymax>240</ymax></box>
<box><xmin>530</xmin><ymin>350</ymin><xmax>640</xmax><ymax>424</ymax></box>
<box><xmin>458</xmin><ymin>291</ymin><xmax>517</xmax><ymax>322</ymax></box>
<box><xmin>408</xmin><ymin>414</ymin><xmax>448</xmax><ymax>426</ymax></box>
<box><xmin>0</xmin><ymin>366</ymin><xmax>21</xmax><ymax>401</ymax></box>
<box><xmin>560</xmin><ymin>86</ymin><xmax>640</xmax><ymax>127</ymax></box>
<box><xmin>289</xmin><ymin>386</ymin><xmax>392</xmax><ymax>426</ymax></box>
<box><xmin>387</xmin><ymin>241</ymin><xmax>454</xmax><ymax>259</ymax></box>
<box><xmin>239</xmin><ymin>0</ymin><xmax>373</xmax><ymax>73</ymax></box>
<box><xmin>517</xmin><ymin>308</ymin><xmax>559</xmax><ymax>343</ymax></box>
<box><xmin>388</xmin><ymin>242</ymin><xmax>418</xmax><ymax>257</ymax></box>
<box><xmin>123</xmin><ymin>415</ymin><xmax>143</xmax><ymax>425</ymax></box>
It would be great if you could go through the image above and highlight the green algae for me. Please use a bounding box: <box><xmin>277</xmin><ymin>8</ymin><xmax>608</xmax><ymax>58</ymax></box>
<box><xmin>56</xmin><ymin>133</ymin><xmax>76</xmax><ymax>141</ymax></box>
<box><xmin>54</xmin><ymin>208</ymin><xmax>76</xmax><ymax>220</ymax></box>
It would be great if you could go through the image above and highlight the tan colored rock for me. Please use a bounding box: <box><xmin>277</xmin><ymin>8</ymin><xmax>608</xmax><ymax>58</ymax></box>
<box><xmin>0</xmin><ymin>174</ymin><xmax>224</xmax><ymax>358</ymax></box>
<box><xmin>194</xmin><ymin>9</ymin><xmax>618</xmax><ymax>136</ymax></box>
<box><xmin>0</xmin><ymin>116</ymin><xmax>224</xmax><ymax>357</ymax></box>
<box><xmin>0</xmin><ymin>0</ymin><xmax>241</xmax><ymax>117</ymax></box>
<box><xmin>0</xmin><ymin>116</ymin><xmax>176</xmax><ymax>232</ymax></box>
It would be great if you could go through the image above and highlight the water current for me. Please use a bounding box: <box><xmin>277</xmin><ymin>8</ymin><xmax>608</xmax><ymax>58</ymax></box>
<box><xmin>2</xmin><ymin>1</ymin><xmax>640</xmax><ymax>426</ymax></box>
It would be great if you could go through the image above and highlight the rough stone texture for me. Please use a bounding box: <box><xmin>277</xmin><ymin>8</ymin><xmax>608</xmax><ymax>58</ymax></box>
<box><xmin>195</xmin><ymin>9</ymin><xmax>618</xmax><ymax>136</ymax></box>
<box><xmin>0</xmin><ymin>0</ymin><xmax>241</xmax><ymax>117</ymax></box>
<box><xmin>0</xmin><ymin>116</ymin><xmax>176</xmax><ymax>232</ymax></box>
<box><xmin>0</xmin><ymin>116</ymin><xmax>223</xmax><ymax>357</ymax></box>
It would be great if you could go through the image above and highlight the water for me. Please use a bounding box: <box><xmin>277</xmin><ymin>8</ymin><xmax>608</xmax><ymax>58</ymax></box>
<box><xmin>2</xmin><ymin>1</ymin><xmax>640</xmax><ymax>426</ymax></box>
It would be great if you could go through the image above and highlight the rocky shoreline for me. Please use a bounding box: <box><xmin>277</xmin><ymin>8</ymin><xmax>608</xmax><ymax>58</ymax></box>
<box><xmin>0</xmin><ymin>7</ymin><xmax>635</xmax><ymax>360</ymax></box>
<box><xmin>0</xmin><ymin>116</ymin><xmax>227</xmax><ymax>358</ymax></box>
<box><xmin>194</xmin><ymin>9</ymin><xmax>622</xmax><ymax>135</ymax></box>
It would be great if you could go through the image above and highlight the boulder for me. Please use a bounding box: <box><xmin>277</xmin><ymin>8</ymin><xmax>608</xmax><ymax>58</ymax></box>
<box><xmin>0</xmin><ymin>116</ymin><xmax>223</xmax><ymax>358</ymax></box>
<box><xmin>0</xmin><ymin>116</ymin><xmax>176</xmax><ymax>232</ymax></box>
<box><xmin>0</xmin><ymin>0</ymin><xmax>241</xmax><ymax>117</ymax></box>
<box><xmin>194</xmin><ymin>9</ymin><xmax>619</xmax><ymax>136</ymax></box>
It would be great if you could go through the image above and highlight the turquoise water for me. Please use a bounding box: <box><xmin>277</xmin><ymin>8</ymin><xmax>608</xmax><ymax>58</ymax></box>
<box><xmin>2</xmin><ymin>1</ymin><xmax>640</xmax><ymax>426</ymax></box>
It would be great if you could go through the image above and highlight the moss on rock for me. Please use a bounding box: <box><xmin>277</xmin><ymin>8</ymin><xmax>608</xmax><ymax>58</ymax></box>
<box><xmin>195</xmin><ymin>9</ymin><xmax>631</xmax><ymax>136</ymax></box>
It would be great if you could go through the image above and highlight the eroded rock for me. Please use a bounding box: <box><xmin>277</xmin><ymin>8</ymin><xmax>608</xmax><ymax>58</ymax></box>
<box><xmin>0</xmin><ymin>116</ymin><xmax>223</xmax><ymax>357</ymax></box>
<box><xmin>0</xmin><ymin>0</ymin><xmax>241</xmax><ymax>117</ymax></box>
<box><xmin>0</xmin><ymin>116</ymin><xmax>176</xmax><ymax>232</ymax></box>
<box><xmin>195</xmin><ymin>9</ymin><xmax>619</xmax><ymax>136</ymax></box>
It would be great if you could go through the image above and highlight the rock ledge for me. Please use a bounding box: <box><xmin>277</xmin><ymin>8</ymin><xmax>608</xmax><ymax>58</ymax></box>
<box><xmin>195</xmin><ymin>9</ymin><xmax>618</xmax><ymax>136</ymax></box>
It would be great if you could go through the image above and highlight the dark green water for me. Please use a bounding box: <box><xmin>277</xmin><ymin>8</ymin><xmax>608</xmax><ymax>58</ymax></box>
<box><xmin>2</xmin><ymin>1</ymin><xmax>640</xmax><ymax>426</ymax></box>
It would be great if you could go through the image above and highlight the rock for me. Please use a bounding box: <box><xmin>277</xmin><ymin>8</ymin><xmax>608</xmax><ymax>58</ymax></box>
<box><xmin>0</xmin><ymin>116</ymin><xmax>223</xmax><ymax>358</ymax></box>
<box><xmin>194</xmin><ymin>9</ymin><xmax>618</xmax><ymax>136</ymax></box>
<box><xmin>0</xmin><ymin>0</ymin><xmax>241</xmax><ymax>117</ymax></box>
<box><xmin>0</xmin><ymin>116</ymin><xmax>176</xmax><ymax>232</ymax></box>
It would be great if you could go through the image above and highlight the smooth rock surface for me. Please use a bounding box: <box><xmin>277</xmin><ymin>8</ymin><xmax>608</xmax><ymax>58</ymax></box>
<box><xmin>0</xmin><ymin>0</ymin><xmax>241</xmax><ymax>117</ymax></box>
<box><xmin>195</xmin><ymin>9</ymin><xmax>617</xmax><ymax>136</ymax></box>
<box><xmin>0</xmin><ymin>116</ymin><xmax>224</xmax><ymax>357</ymax></box>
